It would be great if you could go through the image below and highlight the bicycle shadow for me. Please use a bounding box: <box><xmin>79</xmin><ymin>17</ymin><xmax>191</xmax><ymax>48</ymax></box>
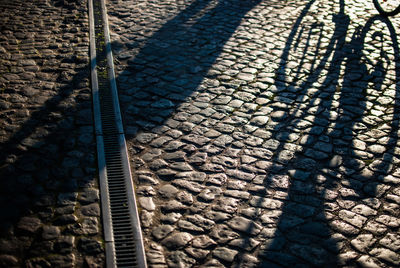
<box><xmin>107</xmin><ymin>0</ymin><xmax>399</xmax><ymax>266</ymax></box>
<box><xmin>253</xmin><ymin>3</ymin><xmax>400</xmax><ymax>267</ymax></box>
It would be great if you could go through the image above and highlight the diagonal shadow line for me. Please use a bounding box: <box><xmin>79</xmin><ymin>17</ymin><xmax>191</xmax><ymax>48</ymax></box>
<box><xmin>114</xmin><ymin>0</ymin><xmax>261</xmax><ymax>133</ymax></box>
<box><xmin>0</xmin><ymin>70</ymin><xmax>92</xmax><ymax>208</ymax></box>
<box><xmin>359</xmin><ymin>15</ymin><xmax>400</xmax><ymax>180</ymax></box>
<box><xmin>0</xmin><ymin>2</ymin><xmax>101</xmax><ymax>263</ymax></box>
<box><xmin>235</xmin><ymin>4</ymin><xmax>400</xmax><ymax>268</ymax></box>
<box><xmin>225</xmin><ymin>0</ymin><xmax>350</xmax><ymax>262</ymax></box>
<box><xmin>249</xmin><ymin>1</ymin><xmax>350</xmax><ymax>266</ymax></box>
<box><xmin>0</xmin><ymin>67</ymin><xmax>96</xmax><ymax>261</ymax></box>
<box><xmin>114</xmin><ymin>0</ymin><xmax>346</xmax><ymax>265</ymax></box>
<box><xmin>0</xmin><ymin>8</ymin><xmax>88</xmax><ymax>168</ymax></box>
<box><xmin>108</xmin><ymin>0</ymin><xmax>400</xmax><ymax>266</ymax></box>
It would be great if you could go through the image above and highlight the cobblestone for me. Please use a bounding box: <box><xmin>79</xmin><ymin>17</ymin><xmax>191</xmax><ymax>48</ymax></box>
<box><xmin>98</xmin><ymin>0</ymin><xmax>400</xmax><ymax>266</ymax></box>
<box><xmin>162</xmin><ymin>232</ymin><xmax>193</xmax><ymax>249</ymax></box>
<box><xmin>0</xmin><ymin>0</ymin><xmax>104</xmax><ymax>265</ymax></box>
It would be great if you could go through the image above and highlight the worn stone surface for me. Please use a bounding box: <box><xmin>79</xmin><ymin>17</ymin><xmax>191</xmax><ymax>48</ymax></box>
<box><xmin>162</xmin><ymin>232</ymin><xmax>193</xmax><ymax>249</ymax></box>
<box><xmin>0</xmin><ymin>0</ymin><xmax>104</xmax><ymax>266</ymax></box>
<box><xmin>106</xmin><ymin>0</ymin><xmax>400</xmax><ymax>266</ymax></box>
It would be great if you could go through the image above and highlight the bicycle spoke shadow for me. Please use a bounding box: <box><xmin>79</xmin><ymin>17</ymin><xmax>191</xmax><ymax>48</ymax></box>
<box><xmin>251</xmin><ymin>3</ymin><xmax>400</xmax><ymax>267</ymax></box>
<box><xmin>107</xmin><ymin>0</ymin><xmax>399</xmax><ymax>266</ymax></box>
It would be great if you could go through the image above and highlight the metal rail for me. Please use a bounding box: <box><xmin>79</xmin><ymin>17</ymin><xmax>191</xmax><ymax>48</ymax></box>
<box><xmin>88</xmin><ymin>0</ymin><xmax>147</xmax><ymax>267</ymax></box>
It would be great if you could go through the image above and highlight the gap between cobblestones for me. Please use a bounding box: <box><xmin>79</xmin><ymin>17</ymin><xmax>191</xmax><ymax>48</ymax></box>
<box><xmin>0</xmin><ymin>0</ymin><xmax>105</xmax><ymax>266</ymax></box>
<box><xmin>105</xmin><ymin>0</ymin><xmax>400</xmax><ymax>267</ymax></box>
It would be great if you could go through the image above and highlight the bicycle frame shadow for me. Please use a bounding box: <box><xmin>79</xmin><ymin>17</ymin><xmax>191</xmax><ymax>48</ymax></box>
<box><xmin>107</xmin><ymin>0</ymin><xmax>400</xmax><ymax>266</ymax></box>
<box><xmin>251</xmin><ymin>3</ymin><xmax>400</xmax><ymax>267</ymax></box>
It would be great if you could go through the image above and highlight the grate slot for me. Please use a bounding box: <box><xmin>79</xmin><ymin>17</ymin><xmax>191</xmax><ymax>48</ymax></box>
<box><xmin>89</xmin><ymin>0</ymin><xmax>147</xmax><ymax>267</ymax></box>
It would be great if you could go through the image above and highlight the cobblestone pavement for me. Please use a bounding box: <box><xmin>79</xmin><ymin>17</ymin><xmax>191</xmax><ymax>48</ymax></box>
<box><xmin>0</xmin><ymin>0</ymin><xmax>105</xmax><ymax>266</ymax></box>
<box><xmin>108</xmin><ymin>0</ymin><xmax>400</xmax><ymax>267</ymax></box>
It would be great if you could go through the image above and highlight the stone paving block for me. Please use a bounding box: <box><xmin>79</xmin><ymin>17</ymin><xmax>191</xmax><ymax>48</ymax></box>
<box><xmin>0</xmin><ymin>0</ymin><xmax>104</xmax><ymax>265</ymax></box>
<box><xmin>106</xmin><ymin>0</ymin><xmax>400</xmax><ymax>266</ymax></box>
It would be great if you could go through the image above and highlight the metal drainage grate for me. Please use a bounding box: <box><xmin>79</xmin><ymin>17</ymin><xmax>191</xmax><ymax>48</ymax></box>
<box><xmin>89</xmin><ymin>0</ymin><xmax>147</xmax><ymax>267</ymax></box>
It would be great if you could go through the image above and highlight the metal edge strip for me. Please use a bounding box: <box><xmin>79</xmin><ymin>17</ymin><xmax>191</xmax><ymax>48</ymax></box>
<box><xmin>100</xmin><ymin>0</ymin><xmax>125</xmax><ymax>135</ymax></box>
<box><xmin>96</xmin><ymin>136</ymin><xmax>117</xmax><ymax>268</ymax></box>
<box><xmin>88</xmin><ymin>0</ymin><xmax>103</xmax><ymax>136</ymax></box>
<box><xmin>119</xmin><ymin>134</ymin><xmax>147</xmax><ymax>268</ymax></box>
<box><xmin>100</xmin><ymin>0</ymin><xmax>148</xmax><ymax>267</ymax></box>
<box><xmin>88</xmin><ymin>0</ymin><xmax>116</xmax><ymax>267</ymax></box>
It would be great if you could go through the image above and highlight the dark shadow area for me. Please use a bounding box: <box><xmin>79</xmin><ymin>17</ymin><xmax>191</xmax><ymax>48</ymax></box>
<box><xmin>109</xmin><ymin>0</ymin><xmax>400</xmax><ymax>266</ymax></box>
<box><xmin>1</xmin><ymin>0</ymin><xmax>263</xmax><ymax>265</ymax></box>
<box><xmin>254</xmin><ymin>2</ymin><xmax>400</xmax><ymax>267</ymax></box>
<box><xmin>0</xmin><ymin>1</ymin><xmax>103</xmax><ymax>266</ymax></box>
<box><xmin>112</xmin><ymin>0</ymin><xmax>260</xmax><ymax>136</ymax></box>
<box><xmin>0</xmin><ymin>66</ymin><xmax>92</xmax><ymax>224</ymax></box>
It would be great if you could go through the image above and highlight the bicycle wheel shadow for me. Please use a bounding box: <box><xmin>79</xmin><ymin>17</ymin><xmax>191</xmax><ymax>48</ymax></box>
<box><xmin>107</xmin><ymin>0</ymin><xmax>400</xmax><ymax>266</ymax></box>
<box><xmin>252</xmin><ymin>3</ymin><xmax>400</xmax><ymax>267</ymax></box>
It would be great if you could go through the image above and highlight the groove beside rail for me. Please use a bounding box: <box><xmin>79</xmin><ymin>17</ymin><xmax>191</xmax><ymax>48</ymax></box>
<box><xmin>88</xmin><ymin>0</ymin><xmax>147</xmax><ymax>267</ymax></box>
